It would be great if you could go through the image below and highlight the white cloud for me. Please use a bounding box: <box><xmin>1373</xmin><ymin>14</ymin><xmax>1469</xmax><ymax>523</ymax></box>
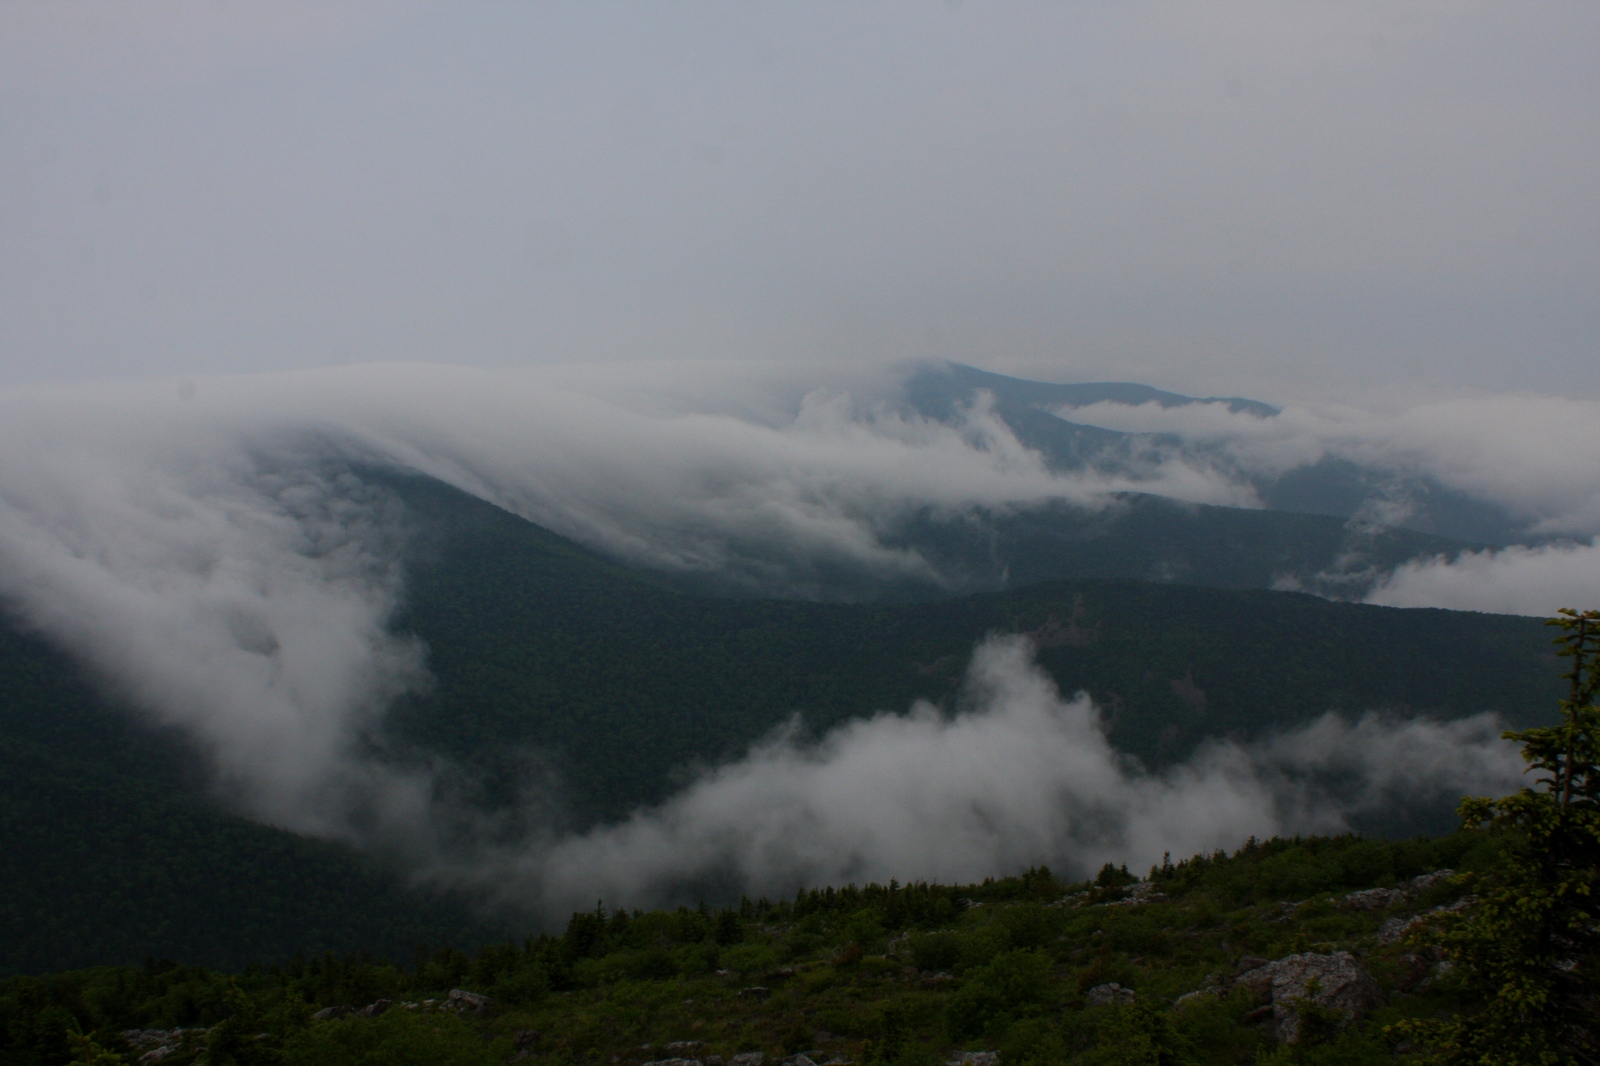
<box><xmin>1368</xmin><ymin>540</ymin><xmax>1600</xmax><ymax>617</ymax></box>
<box><xmin>457</xmin><ymin>635</ymin><xmax>1524</xmax><ymax>914</ymax></box>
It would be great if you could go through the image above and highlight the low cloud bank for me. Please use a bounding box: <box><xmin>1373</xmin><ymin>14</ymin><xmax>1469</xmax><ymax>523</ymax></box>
<box><xmin>1061</xmin><ymin>393</ymin><xmax>1600</xmax><ymax>540</ymax></box>
<box><xmin>456</xmin><ymin>636</ymin><xmax>1525</xmax><ymax>916</ymax></box>
<box><xmin>0</xmin><ymin>363</ymin><xmax>1574</xmax><ymax>916</ymax></box>
<box><xmin>1368</xmin><ymin>539</ymin><xmax>1600</xmax><ymax>617</ymax></box>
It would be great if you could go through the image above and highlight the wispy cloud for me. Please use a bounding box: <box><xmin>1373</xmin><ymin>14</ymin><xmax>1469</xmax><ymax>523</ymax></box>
<box><xmin>453</xmin><ymin>635</ymin><xmax>1523</xmax><ymax>915</ymax></box>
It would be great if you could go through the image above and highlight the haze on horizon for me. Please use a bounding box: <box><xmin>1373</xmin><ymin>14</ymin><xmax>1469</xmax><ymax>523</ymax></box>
<box><xmin>1</xmin><ymin>1</ymin><xmax>1596</xmax><ymax>402</ymax></box>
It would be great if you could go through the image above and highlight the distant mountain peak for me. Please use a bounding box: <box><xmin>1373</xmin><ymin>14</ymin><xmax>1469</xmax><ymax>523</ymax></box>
<box><xmin>909</xmin><ymin>363</ymin><xmax>1281</xmax><ymax>419</ymax></box>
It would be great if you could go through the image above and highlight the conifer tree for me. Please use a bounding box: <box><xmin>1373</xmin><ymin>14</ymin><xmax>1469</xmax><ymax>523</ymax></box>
<box><xmin>1399</xmin><ymin>608</ymin><xmax>1600</xmax><ymax>1064</ymax></box>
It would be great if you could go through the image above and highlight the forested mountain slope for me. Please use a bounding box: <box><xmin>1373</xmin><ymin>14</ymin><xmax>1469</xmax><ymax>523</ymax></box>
<box><xmin>0</xmin><ymin>625</ymin><xmax>498</xmax><ymax>975</ymax></box>
<box><xmin>382</xmin><ymin>473</ymin><xmax>1555</xmax><ymax>823</ymax></box>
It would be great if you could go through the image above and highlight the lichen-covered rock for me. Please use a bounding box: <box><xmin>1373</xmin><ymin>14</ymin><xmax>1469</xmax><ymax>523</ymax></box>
<box><xmin>445</xmin><ymin>988</ymin><xmax>495</xmax><ymax>1015</ymax></box>
<box><xmin>1084</xmin><ymin>982</ymin><xmax>1136</xmax><ymax>1007</ymax></box>
<box><xmin>353</xmin><ymin>999</ymin><xmax>391</xmax><ymax>1018</ymax></box>
<box><xmin>728</xmin><ymin>1053</ymin><xmax>765</xmax><ymax>1066</ymax></box>
<box><xmin>1255</xmin><ymin>952</ymin><xmax>1382</xmax><ymax>1043</ymax></box>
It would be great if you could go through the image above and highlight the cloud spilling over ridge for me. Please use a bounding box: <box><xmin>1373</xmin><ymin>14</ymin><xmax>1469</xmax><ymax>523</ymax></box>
<box><xmin>1056</xmin><ymin>393</ymin><xmax>1600</xmax><ymax>614</ymax></box>
<box><xmin>1059</xmin><ymin>393</ymin><xmax>1600</xmax><ymax>539</ymax></box>
<box><xmin>0</xmin><ymin>363</ymin><xmax>1257</xmax><ymax>846</ymax></box>
<box><xmin>455</xmin><ymin>636</ymin><xmax>1524</xmax><ymax>915</ymax></box>
<box><xmin>0</xmin><ymin>361</ymin><xmax>1579</xmax><ymax>906</ymax></box>
<box><xmin>1368</xmin><ymin>540</ymin><xmax>1600</xmax><ymax>617</ymax></box>
<box><xmin>0</xmin><ymin>398</ymin><xmax>434</xmax><ymax>835</ymax></box>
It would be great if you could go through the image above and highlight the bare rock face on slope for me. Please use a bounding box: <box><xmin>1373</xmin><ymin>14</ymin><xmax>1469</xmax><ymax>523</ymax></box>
<box><xmin>1235</xmin><ymin>951</ymin><xmax>1382</xmax><ymax>1043</ymax></box>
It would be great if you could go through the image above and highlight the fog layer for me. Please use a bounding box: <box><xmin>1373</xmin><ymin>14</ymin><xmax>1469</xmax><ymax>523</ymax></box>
<box><xmin>0</xmin><ymin>363</ymin><xmax>1579</xmax><ymax>913</ymax></box>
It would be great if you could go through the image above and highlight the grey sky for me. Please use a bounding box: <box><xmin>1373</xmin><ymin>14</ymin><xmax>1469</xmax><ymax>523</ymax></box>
<box><xmin>2</xmin><ymin>2</ymin><xmax>1596</xmax><ymax>399</ymax></box>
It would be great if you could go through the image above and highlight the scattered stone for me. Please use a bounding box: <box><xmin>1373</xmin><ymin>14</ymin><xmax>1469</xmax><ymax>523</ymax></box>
<box><xmin>1377</xmin><ymin>895</ymin><xmax>1476</xmax><ymax>945</ymax></box>
<box><xmin>1173</xmin><ymin>987</ymin><xmax>1221</xmax><ymax>1008</ymax></box>
<box><xmin>921</xmin><ymin>971</ymin><xmax>956</xmax><ymax>989</ymax></box>
<box><xmin>705</xmin><ymin>1057</ymin><xmax>725</xmax><ymax>1066</ymax></box>
<box><xmin>1341</xmin><ymin>887</ymin><xmax>1406</xmax><ymax>911</ymax></box>
<box><xmin>446</xmin><ymin>989</ymin><xmax>495</xmax><ymax>1016</ymax></box>
<box><xmin>121</xmin><ymin>1029</ymin><xmax>207</xmax><ymax>1065</ymax></box>
<box><xmin>1106</xmin><ymin>882</ymin><xmax>1164</xmax><ymax>908</ymax></box>
<box><xmin>640</xmin><ymin>1059</ymin><xmax>702</xmax><ymax>1066</ymax></box>
<box><xmin>354</xmin><ymin>999</ymin><xmax>392</xmax><ymax>1019</ymax></box>
<box><xmin>1084</xmin><ymin>982</ymin><xmax>1136</xmax><ymax>1007</ymax></box>
<box><xmin>1343</xmin><ymin>870</ymin><xmax>1457</xmax><ymax>913</ymax></box>
<box><xmin>945</xmin><ymin>1053</ymin><xmax>999</xmax><ymax>1066</ymax></box>
<box><xmin>1268</xmin><ymin>901</ymin><xmax>1305</xmax><ymax>924</ymax></box>
<box><xmin>738</xmin><ymin>986</ymin><xmax>770</xmax><ymax>999</ymax></box>
<box><xmin>120</xmin><ymin>1030</ymin><xmax>187</xmax><ymax>1051</ymax></box>
<box><xmin>1377</xmin><ymin>915</ymin><xmax>1425</xmax><ymax>945</ymax></box>
<box><xmin>310</xmin><ymin>1006</ymin><xmax>351</xmax><ymax>1021</ymax></box>
<box><xmin>729</xmin><ymin>1053</ymin><xmax>765</xmax><ymax>1066</ymax></box>
<box><xmin>666</xmin><ymin>1042</ymin><xmax>704</xmax><ymax>1055</ymax></box>
<box><xmin>765</xmin><ymin>968</ymin><xmax>796</xmax><ymax>984</ymax></box>
<box><xmin>512</xmin><ymin>1030</ymin><xmax>540</xmax><ymax>1051</ymax></box>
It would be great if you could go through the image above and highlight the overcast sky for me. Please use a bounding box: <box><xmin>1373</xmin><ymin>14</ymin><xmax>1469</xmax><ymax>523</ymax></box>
<box><xmin>2</xmin><ymin>2</ymin><xmax>1596</xmax><ymax>400</ymax></box>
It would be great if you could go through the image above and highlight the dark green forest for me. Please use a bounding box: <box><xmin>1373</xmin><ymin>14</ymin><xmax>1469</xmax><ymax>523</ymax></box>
<box><xmin>381</xmin><ymin>473</ymin><xmax>1557</xmax><ymax>822</ymax></box>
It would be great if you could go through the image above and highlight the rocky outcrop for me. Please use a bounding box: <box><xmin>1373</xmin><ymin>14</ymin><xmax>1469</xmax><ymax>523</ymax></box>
<box><xmin>1105</xmin><ymin>882</ymin><xmax>1165</xmax><ymax>908</ymax></box>
<box><xmin>1235</xmin><ymin>952</ymin><xmax>1382</xmax><ymax>1043</ymax></box>
<box><xmin>1084</xmin><ymin>982</ymin><xmax>1136</xmax><ymax>1007</ymax></box>
<box><xmin>728</xmin><ymin>1054</ymin><xmax>765</xmax><ymax>1066</ymax></box>
<box><xmin>119</xmin><ymin>1029</ymin><xmax>206</xmax><ymax>1065</ymax></box>
<box><xmin>1341</xmin><ymin>870</ymin><xmax>1455</xmax><ymax>911</ymax></box>
<box><xmin>1377</xmin><ymin>895</ymin><xmax>1476</xmax><ymax>945</ymax></box>
<box><xmin>1341</xmin><ymin>887</ymin><xmax>1407</xmax><ymax>911</ymax></box>
<box><xmin>446</xmin><ymin>988</ymin><xmax>495</xmax><ymax>1015</ymax></box>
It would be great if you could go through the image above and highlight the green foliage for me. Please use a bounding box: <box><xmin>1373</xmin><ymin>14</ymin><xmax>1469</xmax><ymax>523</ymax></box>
<box><xmin>280</xmin><ymin>1009</ymin><xmax>500</xmax><ymax>1066</ymax></box>
<box><xmin>0</xmin><ymin>830</ymin><xmax>1520</xmax><ymax>1066</ymax></box>
<box><xmin>1394</xmin><ymin>608</ymin><xmax>1600</xmax><ymax>1064</ymax></box>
